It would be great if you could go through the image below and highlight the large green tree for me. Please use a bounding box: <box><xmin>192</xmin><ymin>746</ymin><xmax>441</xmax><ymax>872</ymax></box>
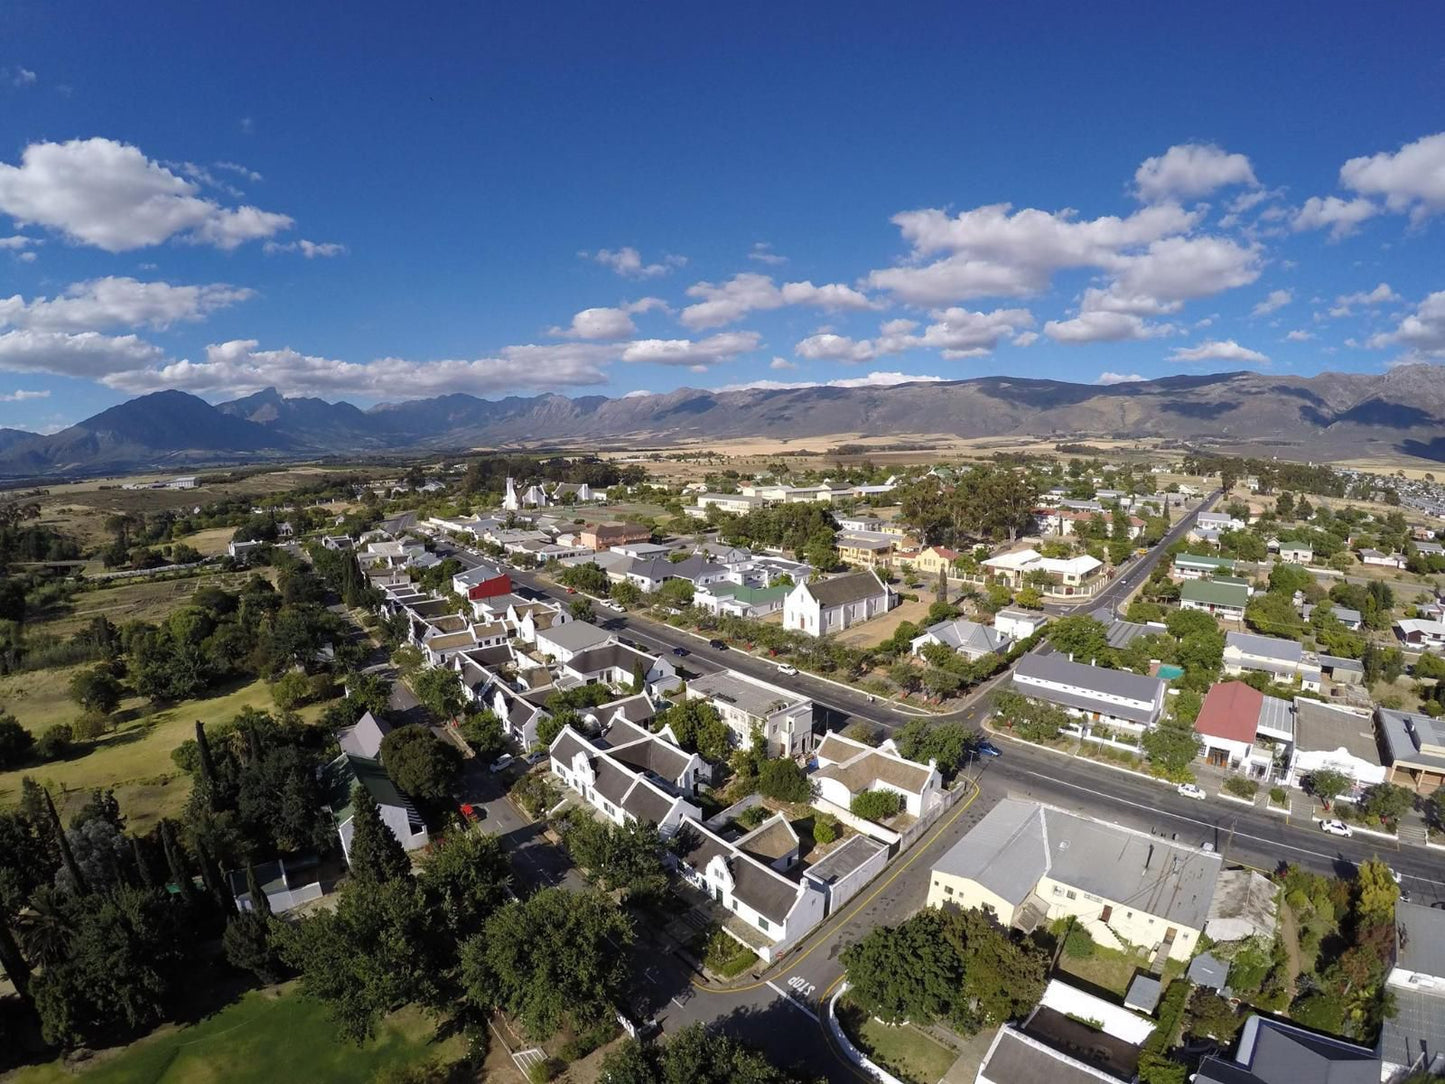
<box><xmin>346</xmin><ymin>785</ymin><xmax>411</xmax><ymax>884</ymax></box>
<box><xmin>379</xmin><ymin>725</ymin><xmax>460</xmax><ymax>801</ymax></box>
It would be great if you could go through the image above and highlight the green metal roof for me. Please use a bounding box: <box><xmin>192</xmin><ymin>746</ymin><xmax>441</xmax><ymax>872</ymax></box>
<box><xmin>322</xmin><ymin>752</ymin><xmax>411</xmax><ymax>821</ymax></box>
<box><xmin>1180</xmin><ymin>579</ymin><xmax>1249</xmax><ymax>608</ymax></box>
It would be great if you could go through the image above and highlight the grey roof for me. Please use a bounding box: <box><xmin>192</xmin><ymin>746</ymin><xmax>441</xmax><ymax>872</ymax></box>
<box><xmin>675</xmin><ymin>821</ymin><xmax>800</xmax><ymax>924</ymax></box>
<box><xmin>606</xmin><ymin>734</ymin><xmax>693</xmax><ymax>783</ymax></box>
<box><xmin>598</xmin><ymin>694</ymin><xmax>656</xmax><ymax>726</ymax></box>
<box><xmin>566</xmin><ymin>641</ymin><xmax>656</xmax><ymax>676</ymax></box>
<box><xmin>590</xmin><ymin>759</ymin><xmax>637</xmax><ymax>807</ymax></box>
<box><xmin>1378</xmin><ymin>709</ymin><xmax>1445</xmax><ymax>772</ymax></box>
<box><xmin>1303</xmin><ymin>604</ymin><xmax>1362</xmax><ymax>625</ymax></box>
<box><xmin>619</xmin><ymin>777</ymin><xmax>676</xmax><ymax>825</ymax></box>
<box><xmin>803</xmin><ymin>834</ymin><xmax>887</xmax><ymax>886</ymax></box>
<box><xmin>1256</xmin><ymin>695</ymin><xmax>1296</xmax><ymax>739</ymax></box>
<box><xmin>978</xmin><ymin>1029</ymin><xmax>1121</xmax><ymax>1084</ymax></box>
<box><xmin>689</xmin><ymin>670</ymin><xmax>805</xmax><ymax>718</ymax></box>
<box><xmin>1189</xmin><ymin>951</ymin><xmax>1230</xmax><ymax>991</ymax></box>
<box><xmin>537</xmin><ymin>620</ymin><xmax>610</xmax><ymax>653</ymax></box>
<box><xmin>1206</xmin><ymin>869</ymin><xmax>1279</xmax><ymax>942</ymax></box>
<box><xmin>627</xmin><ymin>553</ymin><xmax>724</xmax><ymax>584</ymax></box>
<box><xmin>549</xmin><ymin>728</ymin><xmax>593</xmax><ymax>765</ymax></box>
<box><xmin>920</xmin><ymin>618</ymin><xmax>1010</xmax><ymax>655</ymax></box>
<box><xmin>933</xmin><ymin>798</ymin><xmax>1221</xmax><ymax>930</ymax></box>
<box><xmin>1292</xmin><ymin>699</ymin><xmax>1381</xmax><ymax>762</ymax></box>
<box><xmin>1318</xmin><ymin>654</ymin><xmax>1364</xmax><ymax>674</ymax></box>
<box><xmin>1396</xmin><ymin>900</ymin><xmax>1445</xmax><ymax>978</ymax></box>
<box><xmin>1015</xmin><ymin>652</ymin><xmax>1164</xmax><ymax>703</ymax></box>
<box><xmin>805</xmin><ymin>570</ymin><xmax>888</xmax><ymax>607</ymax></box>
<box><xmin>1378</xmin><ymin>987</ymin><xmax>1445</xmax><ymax>1076</ymax></box>
<box><xmin>1226</xmin><ymin>631</ymin><xmax>1303</xmax><ymax>665</ymax></box>
<box><xmin>1125</xmin><ymin>974</ymin><xmax>1162</xmax><ymax>1013</ymax></box>
<box><xmin>1088</xmin><ymin>612</ymin><xmax>1166</xmax><ymax>649</ymax></box>
<box><xmin>322</xmin><ymin>753</ymin><xmax>424</xmax><ymax>833</ymax></box>
<box><xmin>1237</xmin><ymin>1017</ymin><xmax>1379</xmax><ymax>1084</ymax></box>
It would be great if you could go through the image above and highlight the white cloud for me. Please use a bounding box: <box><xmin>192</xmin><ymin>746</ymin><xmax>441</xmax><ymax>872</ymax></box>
<box><xmin>551</xmin><ymin>307</ymin><xmax>636</xmax><ymax>341</ymax></box>
<box><xmin>547</xmin><ymin>297</ymin><xmax>668</xmax><ymax>341</ymax></box>
<box><xmin>1167</xmin><ymin>338</ymin><xmax>1270</xmax><ymax>365</ymax></box>
<box><xmin>619</xmin><ymin>331</ymin><xmax>761</xmax><ymax>367</ymax></box>
<box><xmin>1366</xmin><ymin>292</ymin><xmax>1445</xmax><ymax>357</ymax></box>
<box><xmin>868</xmin><ymin>201</ymin><xmax>1200</xmax><ymax>304</ymax></box>
<box><xmin>214</xmin><ymin>161</ymin><xmax>263</xmax><ymax>183</ymax></box>
<box><xmin>584</xmin><ymin>246</ymin><xmax>686</xmax><ymax>279</ymax></box>
<box><xmin>1111</xmin><ymin>235</ymin><xmax>1262</xmax><ymax>302</ymax></box>
<box><xmin>1251</xmin><ymin>289</ymin><xmax>1293</xmax><ymax>316</ymax></box>
<box><xmin>1291</xmin><ymin>195</ymin><xmax>1379</xmax><ymax>239</ymax></box>
<box><xmin>103</xmin><ymin>338</ymin><xmax>616</xmax><ymax>398</ymax></box>
<box><xmin>795</xmin><ymin>333</ymin><xmax>879</xmax><ymax>363</ymax></box>
<box><xmin>0</xmin><ymin>329</ymin><xmax>167</xmax><ymax>378</ymax></box>
<box><xmin>0</xmin><ymin>235</ymin><xmax>37</xmax><ymax>250</ymax></box>
<box><xmin>0</xmin><ymin>277</ymin><xmax>254</xmax><ymax>332</ymax></box>
<box><xmin>1134</xmin><ymin>143</ymin><xmax>1257</xmax><ymax>202</ymax></box>
<box><xmin>769</xmin><ymin>357</ymin><xmax>796</xmax><ymax>370</ymax></box>
<box><xmin>1339</xmin><ymin>131</ymin><xmax>1445</xmax><ymax>222</ymax></box>
<box><xmin>1097</xmin><ymin>371</ymin><xmax>1146</xmax><ymax>385</ymax></box>
<box><xmin>0</xmin><ymin>388</ymin><xmax>48</xmax><ymax>401</ymax></box>
<box><xmin>0</xmin><ymin>138</ymin><xmax>294</xmax><ymax>252</ymax></box>
<box><xmin>1013</xmin><ymin>331</ymin><xmax>1039</xmax><ymax>347</ymax></box>
<box><xmin>263</xmin><ymin>239</ymin><xmax>347</xmax><ymax>258</ymax></box>
<box><xmin>12</xmin><ymin>68</ymin><xmax>37</xmax><ymax>87</ymax></box>
<box><xmin>748</xmin><ymin>242</ymin><xmax>787</xmax><ymax>265</ymax></box>
<box><xmin>680</xmin><ymin>273</ymin><xmax>873</xmax><ymax>329</ymax></box>
<box><xmin>715</xmin><ymin>371</ymin><xmax>945</xmax><ymax>393</ymax></box>
<box><xmin>1336</xmin><ymin>283</ymin><xmax>1399</xmax><ymax>307</ymax></box>
<box><xmin>1045</xmin><ymin>310</ymin><xmax>1170</xmax><ymax>343</ymax></box>
<box><xmin>1285</xmin><ymin>330</ymin><xmax>1314</xmax><ymax>342</ymax></box>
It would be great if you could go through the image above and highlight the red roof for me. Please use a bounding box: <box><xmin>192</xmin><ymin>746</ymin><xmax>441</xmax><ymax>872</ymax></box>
<box><xmin>1195</xmin><ymin>681</ymin><xmax>1263</xmax><ymax>743</ymax></box>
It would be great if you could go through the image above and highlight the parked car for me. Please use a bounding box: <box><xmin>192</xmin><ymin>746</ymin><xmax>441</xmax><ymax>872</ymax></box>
<box><xmin>1177</xmin><ymin>783</ymin><xmax>1207</xmax><ymax>800</ymax></box>
<box><xmin>1320</xmin><ymin>818</ymin><xmax>1353</xmax><ymax>837</ymax></box>
<box><xmin>672</xmin><ymin>646</ymin><xmax>689</xmax><ymax>657</ymax></box>
<box><xmin>566</xmin><ymin>587</ymin><xmax>577</xmax><ymax>594</ymax></box>
<box><xmin>489</xmin><ymin>754</ymin><xmax>515</xmax><ymax>773</ymax></box>
<box><xmin>708</xmin><ymin>639</ymin><xmax>728</xmax><ymax>650</ymax></box>
<box><xmin>777</xmin><ymin>663</ymin><xmax>798</xmax><ymax>676</ymax></box>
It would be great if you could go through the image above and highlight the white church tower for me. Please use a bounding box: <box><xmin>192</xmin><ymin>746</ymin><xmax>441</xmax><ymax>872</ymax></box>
<box><xmin>502</xmin><ymin>477</ymin><xmax>520</xmax><ymax>512</ymax></box>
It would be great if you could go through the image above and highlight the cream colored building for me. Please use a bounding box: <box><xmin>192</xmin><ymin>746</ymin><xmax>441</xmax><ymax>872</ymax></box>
<box><xmin>927</xmin><ymin>798</ymin><xmax>1220</xmax><ymax>963</ymax></box>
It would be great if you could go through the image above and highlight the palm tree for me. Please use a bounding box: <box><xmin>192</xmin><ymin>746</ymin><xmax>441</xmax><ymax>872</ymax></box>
<box><xmin>16</xmin><ymin>886</ymin><xmax>76</xmax><ymax>968</ymax></box>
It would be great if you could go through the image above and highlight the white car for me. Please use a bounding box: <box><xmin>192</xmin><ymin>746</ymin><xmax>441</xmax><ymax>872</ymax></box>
<box><xmin>777</xmin><ymin>663</ymin><xmax>799</xmax><ymax>676</ymax></box>
<box><xmin>1177</xmin><ymin>783</ymin><xmax>1207</xmax><ymax>800</ymax></box>
<box><xmin>1320</xmin><ymin>818</ymin><xmax>1353</xmax><ymax>837</ymax></box>
<box><xmin>489</xmin><ymin>754</ymin><xmax>515</xmax><ymax>774</ymax></box>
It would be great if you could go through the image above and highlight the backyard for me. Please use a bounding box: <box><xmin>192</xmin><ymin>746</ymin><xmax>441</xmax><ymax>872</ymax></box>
<box><xmin>836</xmin><ymin>996</ymin><xmax>958</xmax><ymax>1084</ymax></box>
<box><xmin>11</xmin><ymin>983</ymin><xmax>465</xmax><ymax>1084</ymax></box>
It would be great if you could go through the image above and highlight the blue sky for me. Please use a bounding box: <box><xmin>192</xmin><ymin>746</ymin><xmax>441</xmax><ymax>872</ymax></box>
<box><xmin>1</xmin><ymin>2</ymin><xmax>1443</xmax><ymax>432</ymax></box>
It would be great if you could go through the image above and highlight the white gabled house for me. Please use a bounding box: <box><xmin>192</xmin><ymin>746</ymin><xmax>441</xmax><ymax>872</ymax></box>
<box><xmin>811</xmin><ymin>732</ymin><xmax>942</xmax><ymax>817</ymax></box>
<box><xmin>549</xmin><ymin>722</ymin><xmax>702</xmax><ymax>835</ymax></box>
<box><xmin>686</xmin><ymin>670</ymin><xmax>817</xmax><ymax>757</ymax></box>
<box><xmin>783</xmin><ymin>569</ymin><xmax>894</xmax><ymax>636</ymax></box>
<box><xmin>1010</xmin><ymin>653</ymin><xmax>1166</xmax><ymax>736</ymax></box>
<box><xmin>910</xmin><ymin>618</ymin><xmax>1011</xmax><ymax>661</ymax></box>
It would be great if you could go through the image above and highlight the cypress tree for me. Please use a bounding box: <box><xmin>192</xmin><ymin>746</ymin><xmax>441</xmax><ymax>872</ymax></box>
<box><xmin>131</xmin><ymin>834</ymin><xmax>156</xmax><ymax>888</ymax></box>
<box><xmin>43</xmin><ymin>788</ymin><xmax>87</xmax><ymax>895</ymax></box>
<box><xmin>346</xmin><ymin>784</ymin><xmax>410</xmax><ymax>884</ymax></box>
<box><xmin>244</xmin><ymin>864</ymin><xmax>272</xmax><ymax>918</ymax></box>
<box><xmin>195</xmin><ymin>720</ymin><xmax>219</xmax><ymax>810</ymax></box>
<box><xmin>195</xmin><ymin>840</ymin><xmax>236</xmax><ymax>917</ymax></box>
<box><xmin>0</xmin><ymin>908</ymin><xmax>30</xmax><ymax>1000</ymax></box>
<box><xmin>160</xmin><ymin>819</ymin><xmax>197</xmax><ymax>903</ymax></box>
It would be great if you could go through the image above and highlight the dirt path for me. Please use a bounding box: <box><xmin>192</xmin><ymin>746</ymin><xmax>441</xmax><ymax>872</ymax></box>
<box><xmin>1277</xmin><ymin>901</ymin><xmax>1302</xmax><ymax>1000</ymax></box>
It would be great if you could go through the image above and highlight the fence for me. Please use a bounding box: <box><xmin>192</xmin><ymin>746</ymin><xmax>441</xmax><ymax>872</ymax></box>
<box><xmin>826</xmin><ymin>983</ymin><xmax>906</xmax><ymax>1084</ymax></box>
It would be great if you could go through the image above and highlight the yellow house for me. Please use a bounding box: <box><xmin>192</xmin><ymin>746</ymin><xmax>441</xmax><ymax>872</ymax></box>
<box><xmin>837</xmin><ymin>534</ymin><xmax>894</xmax><ymax>568</ymax></box>
<box><xmin>927</xmin><ymin>798</ymin><xmax>1220</xmax><ymax>963</ymax></box>
<box><xmin>907</xmin><ymin>545</ymin><xmax>960</xmax><ymax>577</ymax></box>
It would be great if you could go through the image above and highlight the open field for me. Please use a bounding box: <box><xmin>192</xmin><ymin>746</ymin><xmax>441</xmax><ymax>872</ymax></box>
<box><xmin>837</xmin><ymin>596</ymin><xmax>932</xmax><ymax>648</ymax></box>
<box><xmin>27</xmin><ymin>570</ymin><xmax>270</xmax><ymax>639</ymax></box>
<box><xmin>169</xmin><ymin>526</ymin><xmax>238</xmax><ymax>556</ymax></box>
<box><xmin>10</xmin><ymin>983</ymin><xmax>463</xmax><ymax>1084</ymax></box>
<box><xmin>0</xmin><ymin>676</ymin><xmax>336</xmax><ymax>831</ymax></box>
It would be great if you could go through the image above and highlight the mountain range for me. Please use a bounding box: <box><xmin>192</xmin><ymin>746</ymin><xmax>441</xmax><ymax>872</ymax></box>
<box><xmin>3</xmin><ymin>367</ymin><xmax>1445</xmax><ymax>479</ymax></box>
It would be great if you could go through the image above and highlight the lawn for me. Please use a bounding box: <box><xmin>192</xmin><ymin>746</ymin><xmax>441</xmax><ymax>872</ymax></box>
<box><xmin>11</xmin><ymin>983</ymin><xmax>464</xmax><ymax>1084</ymax></box>
<box><xmin>0</xmin><ymin>677</ymin><xmax>336</xmax><ymax>831</ymax></box>
<box><xmin>1057</xmin><ymin>942</ymin><xmax>1184</xmax><ymax>998</ymax></box>
<box><xmin>0</xmin><ymin>663</ymin><xmax>125</xmax><ymax>734</ymax></box>
<box><xmin>838</xmin><ymin>999</ymin><xmax>957</xmax><ymax>1084</ymax></box>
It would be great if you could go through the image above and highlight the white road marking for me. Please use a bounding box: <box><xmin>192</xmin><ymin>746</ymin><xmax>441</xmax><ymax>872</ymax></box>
<box><xmin>767</xmin><ymin>980</ymin><xmax>820</xmax><ymax>1021</ymax></box>
<box><xmin>1009</xmin><ymin>765</ymin><xmax>1445</xmax><ymax>887</ymax></box>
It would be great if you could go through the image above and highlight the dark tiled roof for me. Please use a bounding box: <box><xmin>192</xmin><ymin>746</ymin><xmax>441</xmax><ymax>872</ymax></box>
<box><xmin>806</xmin><ymin>570</ymin><xmax>887</xmax><ymax>607</ymax></box>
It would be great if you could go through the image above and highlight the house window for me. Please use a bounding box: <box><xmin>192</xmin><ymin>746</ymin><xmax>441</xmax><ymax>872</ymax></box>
<box><xmin>1065</xmin><ymin>890</ymin><xmax>1077</xmax><ymax>900</ymax></box>
<box><xmin>758</xmin><ymin>917</ymin><xmax>769</xmax><ymax>932</ymax></box>
<box><xmin>944</xmin><ymin>885</ymin><xmax>954</xmax><ymax>896</ymax></box>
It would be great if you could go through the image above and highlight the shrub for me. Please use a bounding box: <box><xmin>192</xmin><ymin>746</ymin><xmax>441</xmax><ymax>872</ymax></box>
<box><xmin>1223</xmin><ymin>776</ymin><xmax>1259</xmax><ymax>799</ymax></box>
<box><xmin>1063</xmin><ymin>926</ymin><xmax>1096</xmax><ymax>958</ymax></box>
<box><xmin>813</xmin><ymin>814</ymin><xmax>840</xmax><ymax>845</ymax></box>
<box><xmin>757</xmin><ymin>758</ymin><xmax>813</xmax><ymax>803</ymax></box>
<box><xmin>851</xmin><ymin>789</ymin><xmax>903</xmax><ymax>822</ymax></box>
<box><xmin>735</xmin><ymin>805</ymin><xmax>770</xmax><ymax>830</ymax></box>
<box><xmin>1269</xmin><ymin>786</ymin><xmax>1287</xmax><ymax>806</ymax></box>
<box><xmin>35</xmin><ymin>723</ymin><xmax>75</xmax><ymax>761</ymax></box>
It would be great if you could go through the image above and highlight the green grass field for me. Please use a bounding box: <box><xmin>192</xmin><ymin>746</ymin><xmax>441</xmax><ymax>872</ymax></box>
<box><xmin>11</xmin><ymin>983</ymin><xmax>464</xmax><ymax>1084</ymax></box>
<box><xmin>838</xmin><ymin>999</ymin><xmax>956</xmax><ymax>1084</ymax></box>
<box><xmin>0</xmin><ymin>676</ymin><xmax>335</xmax><ymax>832</ymax></box>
